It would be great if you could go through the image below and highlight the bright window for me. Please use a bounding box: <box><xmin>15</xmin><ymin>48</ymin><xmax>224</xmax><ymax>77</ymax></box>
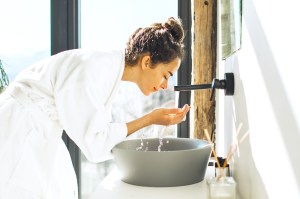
<box><xmin>0</xmin><ymin>0</ymin><xmax>50</xmax><ymax>81</ymax></box>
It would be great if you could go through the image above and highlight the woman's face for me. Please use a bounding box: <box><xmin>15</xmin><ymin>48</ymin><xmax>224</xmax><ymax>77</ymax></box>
<box><xmin>139</xmin><ymin>57</ymin><xmax>181</xmax><ymax>96</ymax></box>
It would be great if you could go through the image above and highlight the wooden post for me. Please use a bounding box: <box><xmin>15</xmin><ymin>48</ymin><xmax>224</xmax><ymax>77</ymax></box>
<box><xmin>193</xmin><ymin>0</ymin><xmax>217</xmax><ymax>141</ymax></box>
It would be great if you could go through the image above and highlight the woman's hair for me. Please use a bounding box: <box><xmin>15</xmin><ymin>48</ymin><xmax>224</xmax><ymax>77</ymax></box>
<box><xmin>125</xmin><ymin>17</ymin><xmax>185</xmax><ymax>67</ymax></box>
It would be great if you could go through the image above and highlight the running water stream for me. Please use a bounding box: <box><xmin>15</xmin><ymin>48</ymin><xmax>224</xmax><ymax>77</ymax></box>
<box><xmin>135</xmin><ymin>127</ymin><xmax>167</xmax><ymax>152</ymax></box>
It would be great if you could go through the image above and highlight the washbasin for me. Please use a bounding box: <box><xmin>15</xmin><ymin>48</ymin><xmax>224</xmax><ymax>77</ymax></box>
<box><xmin>112</xmin><ymin>138</ymin><xmax>212</xmax><ymax>187</ymax></box>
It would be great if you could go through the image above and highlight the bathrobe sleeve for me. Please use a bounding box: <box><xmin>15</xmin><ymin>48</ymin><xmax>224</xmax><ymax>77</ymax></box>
<box><xmin>54</xmin><ymin>50</ymin><xmax>127</xmax><ymax>163</ymax></box>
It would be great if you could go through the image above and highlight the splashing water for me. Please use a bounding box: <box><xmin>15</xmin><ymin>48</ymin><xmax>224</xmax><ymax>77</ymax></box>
<box><xmin>135</xmin><ymin>103</ymin><xmax>177</xmax><ymax>152</ymax></box>
<box><xmin>136</xmin><ymin>133</ymin><xmax>145</xmax><ymax>151</ymax></box>
<box><xmin>158</xmin><ymin>137</ymin><xmax>163</xmax><ymax>152</ymax></box>
<box><xmin>157</xmin><ymin>126</ymin><xmax>168</xmax><ymax>152</ymax></box>
<box><xmin>135</xmin><ymin>138</ymin><xmax>144</xmax><ymax>151</ymax></box>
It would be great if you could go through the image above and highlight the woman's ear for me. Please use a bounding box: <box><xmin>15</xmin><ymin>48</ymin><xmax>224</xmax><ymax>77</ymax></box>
<box><xmin>141</xmin><ymin>55</ymin><xmax>151</xmax><ymax>70</ymax></box>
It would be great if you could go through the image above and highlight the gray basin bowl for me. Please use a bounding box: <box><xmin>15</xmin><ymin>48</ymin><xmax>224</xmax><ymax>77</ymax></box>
<box><xmin>112</xmin><ymin>138</ymin><xmax>212</xmax><ymax>187</ymax></box>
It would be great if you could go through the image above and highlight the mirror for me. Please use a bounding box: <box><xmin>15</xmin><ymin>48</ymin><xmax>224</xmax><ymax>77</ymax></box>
<box><xmin>221</xmin><ymin>0</ymin><xmax>242</xmax><ymax>59</ymax></box>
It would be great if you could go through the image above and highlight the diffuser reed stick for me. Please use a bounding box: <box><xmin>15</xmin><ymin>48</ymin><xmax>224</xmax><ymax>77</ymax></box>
<box><xmin>223</xmin><ymin>129</ymin><xmax>250</xmax><ymax>170</ymax></box>
<box><xmin>204</xmin><ymin>129</ymin><xmax>221</xmax><ymax>176</ymax></box>
<box><xmin>235</xmin><ymin>123</ymin><xmax>243</xmax><ymax>157</ymax></box>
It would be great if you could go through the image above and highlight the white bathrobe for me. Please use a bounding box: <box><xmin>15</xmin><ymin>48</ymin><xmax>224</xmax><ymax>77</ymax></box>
<box><xmin>0</xmin><ymin>49</ymin><xmax>127</xmax><ymax>198</ymax></box>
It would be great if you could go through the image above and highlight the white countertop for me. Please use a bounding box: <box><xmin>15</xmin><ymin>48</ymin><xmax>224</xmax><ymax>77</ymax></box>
<box><xmin>88</xmin><ymin>164</ymin><xmax>215</xmax><ymax>199</ymax></box>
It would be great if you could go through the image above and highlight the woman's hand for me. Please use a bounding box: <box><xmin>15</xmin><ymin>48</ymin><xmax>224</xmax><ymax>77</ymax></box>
<box><xmin>148</xmin><ymin>104</ymin><xmax>190</xmax><ymax>126</ymax></box>
<box><xmin>126</xmin><ymin>104</ymin><xmax>190</xmax><ymax>136</ymax></box>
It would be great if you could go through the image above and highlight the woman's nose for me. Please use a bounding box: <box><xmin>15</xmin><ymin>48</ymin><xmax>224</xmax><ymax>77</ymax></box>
<box><xmin>160</xmin><ymin>80</ymin><xmax>168</xmax><ymax>90</ymax></box>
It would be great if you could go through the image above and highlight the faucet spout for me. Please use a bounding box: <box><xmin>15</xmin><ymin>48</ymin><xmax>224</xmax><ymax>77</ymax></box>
<box><xmin>174</xmin><ymin>84</ymin><xmax>211</xmax><ymax>91</ymax></box>
<box><xmin>173</xmin><ymin>73</ymin><xmax>234</xmax><ymax>100</ymax></box>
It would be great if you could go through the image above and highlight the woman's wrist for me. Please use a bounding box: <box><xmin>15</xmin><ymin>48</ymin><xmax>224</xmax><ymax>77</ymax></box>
<box><xmin>126</xmin><ymin>113</ymin><xmax>153</xmax><ymax>136</ymax></box>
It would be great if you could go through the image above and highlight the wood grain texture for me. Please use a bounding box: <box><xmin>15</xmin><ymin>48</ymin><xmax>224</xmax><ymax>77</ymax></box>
<box><xmin>193</xmin><ymin>0</ymin><xmax>217</xmax><ymax>142</ymax></box>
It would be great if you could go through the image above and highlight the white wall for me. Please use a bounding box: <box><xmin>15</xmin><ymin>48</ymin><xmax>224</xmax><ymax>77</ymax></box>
<box><xmin>220</xmin><ymin>0</ymin><xmax>300</xmax><ymax>198</ymax></box>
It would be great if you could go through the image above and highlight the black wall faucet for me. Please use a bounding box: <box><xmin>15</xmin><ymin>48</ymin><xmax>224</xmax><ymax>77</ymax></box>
<box><xmin>174</xmin><ymin>73</ymin><xmax>235</xmax><ymax>100</ymax></box>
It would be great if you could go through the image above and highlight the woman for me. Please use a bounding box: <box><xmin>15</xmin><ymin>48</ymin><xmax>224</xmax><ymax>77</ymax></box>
<box><xmin>0</xmin><ymin>17</ymin><xmax>189</xmax><ymax>198</ymax></box>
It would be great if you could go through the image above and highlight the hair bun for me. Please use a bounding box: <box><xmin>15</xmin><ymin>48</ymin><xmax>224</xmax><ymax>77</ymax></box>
<box><xmin>163</xmin><ymin>17</ymin><xmax>184</xmax><ymax>43</ymax></box>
